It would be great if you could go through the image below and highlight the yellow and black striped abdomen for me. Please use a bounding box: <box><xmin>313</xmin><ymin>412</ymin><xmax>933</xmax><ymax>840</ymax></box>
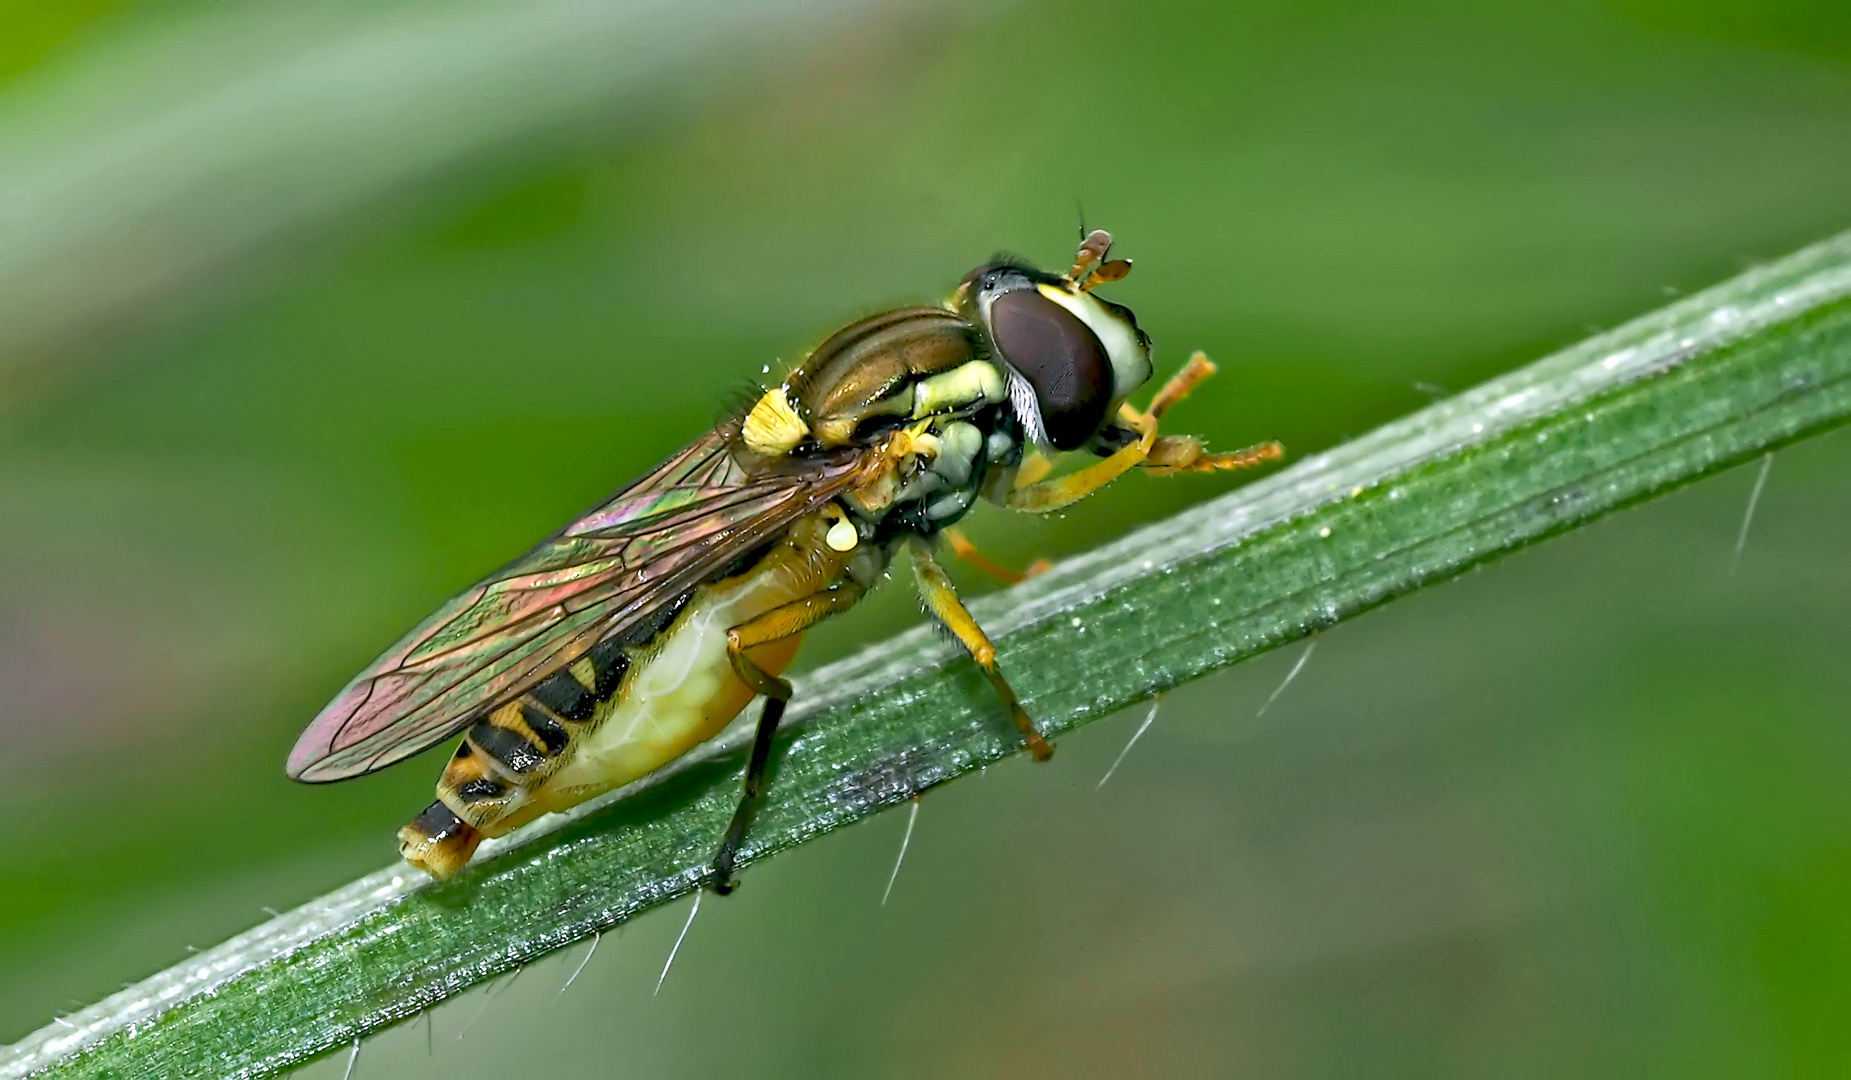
<box><xmin>396</xmin><ymin>596</ymin><xmax>684</xmax><ymax>877</ymax></box>
<box><xmin>396</xmin><ymin>508</ymin><xmax>865</xmax><ymax>879</ymax></box>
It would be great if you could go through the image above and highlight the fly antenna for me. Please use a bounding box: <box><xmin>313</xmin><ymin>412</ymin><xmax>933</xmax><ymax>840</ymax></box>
<box><xmin>1069</xmin><ymin>227</ymin><xmax>1131</xmax><ymax>291</ymax></box>
<box><xmin>1068</xmin><ymin>228</ymin><xmax>1113</xmax><ymax>284</ymax></box>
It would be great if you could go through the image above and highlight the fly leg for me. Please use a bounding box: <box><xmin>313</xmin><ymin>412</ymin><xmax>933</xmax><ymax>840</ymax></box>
<box><xmin>1002</xmin><ymin>408</ymin><xmax>1156</xmax><ymax>513</ymax></box>
<box><xmin>1142</xmin><ymin>349</ymin><xmax>1220</xmax><ymax>418</ymax></box>
<box><xmin>909</xmin><ymin>539</ymin><xmax>1053</xmax><ymax>761</ymax></box>
<box><xmin>713</xmin><ymin>584</ymin><xmax>865</xmax><ymax>895</ymax></box>
<box><xmin>1013</xmin><ymin>450</ymin><xmax>1055</xmax><ymax>488</ymax></box>
<box><xmin>1003</xmin><ymin>352</ymin><xmax>1282</xmax><ymax>512</ymax></box>
<box><xmin>1142</xmin><ymin>435</ymin><xmax>1283</xmax><ymax>476</ymax></box>
<box><xmin>1136</xmin><ymin>352</ymin><xmax>1284</xmax><ymax>476</ymax></box>
<box><xmin>942</xmin><ymin>527</ymin><xmax>1052</xmax><ymax>586</ymax></box>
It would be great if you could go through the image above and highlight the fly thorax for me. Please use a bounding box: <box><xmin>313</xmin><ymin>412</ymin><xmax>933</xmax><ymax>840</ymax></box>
<box><xmin>844</xmin><ymin>541</ymin><xmax>893</xmax><ymax>589</ymax></box>
<box><xmin>908</xmin><ymin>361</ymin><xmax>1006</xmax><ymax>418</ymax></box>
<box><xmin>788</xmin><ymin>307</ymin><xmax>982</xmax><ymax>450</ymax></box>
<box><xmin>870</xmin><ymin>409</ymin><xmax>1013</xmax><ymax>537</ymax></box>
<box><xmin>824</xmin><ymin>498</ymin><xmax>900</xmax><ymax>588</ymax></box>
<box><xmin>742</xmin><ymin>385</ymin><xmax>809</xmax><ymax>456</ymax></box>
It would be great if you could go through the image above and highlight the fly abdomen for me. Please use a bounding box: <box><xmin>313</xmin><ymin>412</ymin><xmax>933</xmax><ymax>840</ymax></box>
<box><xmin>406</xmin><ymin>610</ymin><xmax>655</xmax><ymax>878</ymax></box>
<box><xmin>397</xmin><ymin>800</ymin><xmax>483</xmax><ymax>879</ymax></box>
<box><xmin>529</xmin><ymin>664</ymin><xmax>601</xmax><ymax>721</ymax></box>
<box><xmin>401</xmin><ymin>579</ymin><xmax>734</xmax><ymax>878</ymax></box>
<box><xmin>462</xmin><ymin>635</ymin><xmax>633</xmax><ymax>782</ymax></box>
<box><xmin>466</xmin><ymin>707</ymin><xmax>555</xmax><ymax>775</ymax></box>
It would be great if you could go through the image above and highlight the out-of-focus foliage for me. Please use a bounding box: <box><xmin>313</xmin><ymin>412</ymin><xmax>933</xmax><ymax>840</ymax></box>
<box><xmin>0</xmin><ymin>0</ymin><xmax>1848</xmax><ymax>1075</ymax></box>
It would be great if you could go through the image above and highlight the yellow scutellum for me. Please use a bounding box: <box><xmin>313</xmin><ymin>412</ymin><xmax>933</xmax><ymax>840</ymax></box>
<box><xmin>743</xmin><ymin>385</ymin><xmax>809</xmax><ymax>456</ymax></box>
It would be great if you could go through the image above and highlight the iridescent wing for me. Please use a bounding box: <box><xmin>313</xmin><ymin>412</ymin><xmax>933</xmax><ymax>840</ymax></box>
<box><xmin>288</xmin><ymin>427</ymin><xmax>881</xmax><ymax>782</ymax></box>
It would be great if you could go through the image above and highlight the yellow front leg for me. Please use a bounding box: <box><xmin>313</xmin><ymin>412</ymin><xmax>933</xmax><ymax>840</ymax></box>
<box><xmin>1003</xmin><ymin>352</ymin><xmax>1282</xmax><ymax>513</ymax></box>
<box><xmin>1142</xmin><ymin>435</ymin><xmax>1284</xmax><ymax>476</ymax></box>
<box><xmin>1136</xmin><ymin>351</ymin><xmax>1284</xmax><ymax>475</ymax></box>
<box><xmin>1002</xmin><ymin>410</ymin><xmax>1156</xmax><ymax>514</ymax></box>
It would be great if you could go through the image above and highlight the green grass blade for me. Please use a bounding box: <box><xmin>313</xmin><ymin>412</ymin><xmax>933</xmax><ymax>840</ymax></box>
<box><xmin>8</xmin><ymin>229</ymin><xmax>1851</xmax><ymax>1078</ymax></box>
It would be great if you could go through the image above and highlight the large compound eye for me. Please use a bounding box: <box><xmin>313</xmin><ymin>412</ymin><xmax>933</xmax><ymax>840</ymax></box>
<box><xmin>989</xmin><ymin>288</ymin><xmax>1113</xmax><ymax>450</ymax></box>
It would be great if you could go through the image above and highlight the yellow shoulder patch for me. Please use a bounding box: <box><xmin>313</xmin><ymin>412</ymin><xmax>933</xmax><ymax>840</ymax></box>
<box><xmin>742</xmin><ymin>385</ymin><xmax>810</xmax><ymax>456</ymax></box>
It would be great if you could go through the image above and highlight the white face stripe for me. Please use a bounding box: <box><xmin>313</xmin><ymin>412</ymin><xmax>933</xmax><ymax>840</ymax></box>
<box><xmin>1004</xmin><ymin>366</ymin><xmax>1049</xmax><ymax>446</ymax></box>
<box><xmin>1035</xmin><ymin>283</ymin><xmax>1153</xmax><ymax>402</ymax></box>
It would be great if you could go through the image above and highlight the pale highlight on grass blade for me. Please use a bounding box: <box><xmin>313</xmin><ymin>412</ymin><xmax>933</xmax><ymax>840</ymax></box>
<box><xmin>1730</xmin><ymin>452</ymin><xmax>1775</xmax><ymax>576</ymax></box>
<box><xmin>557</xmin><ymin>932</ymin><xmax>601</xmax><ymax>998</ymax></box>
<box><xmin>1097</xmin><ymin>695</ymin><xmax>1164</xmax><ymax>790</ymax></box>
<box><xmin>881</xmin><ymin>797</ymin><xmax>922</xmax><ymax>906</ymax></box>
<box><xmin>656</xmin><ymin>890</ymin><xmax>702</xmax><ymax>997</ymax></box>
<box><xmin>1255</xmin><ymin>637</ymin><xmax>1318</xmax><ymax>721</ymax></box>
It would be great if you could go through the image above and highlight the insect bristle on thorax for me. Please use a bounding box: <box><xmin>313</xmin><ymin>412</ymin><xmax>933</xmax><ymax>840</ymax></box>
<box><xmin>289</xmin><ymin>229</ymin><xmax>1283</xmax><ymax>893</ymax></box>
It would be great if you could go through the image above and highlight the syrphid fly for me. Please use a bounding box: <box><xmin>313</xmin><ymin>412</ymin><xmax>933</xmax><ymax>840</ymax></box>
<box><xmin>287</xmin><ymin>231</ymin><xmax>1283</xmax><ymax>892</ymax></box>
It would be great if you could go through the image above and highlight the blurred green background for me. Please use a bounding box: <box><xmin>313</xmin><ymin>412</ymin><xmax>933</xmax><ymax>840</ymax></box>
<box><xmin>2</xmin><ymin>0</ymin><xmax>1849</xmax><ymax>1075</ymax></box>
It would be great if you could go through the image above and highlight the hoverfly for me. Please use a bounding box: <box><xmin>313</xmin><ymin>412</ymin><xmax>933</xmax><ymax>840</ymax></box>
<box><xmin>288</xmin><ymin>231</ymin><xmax>1282</xmax><ymax>892</ymax></box>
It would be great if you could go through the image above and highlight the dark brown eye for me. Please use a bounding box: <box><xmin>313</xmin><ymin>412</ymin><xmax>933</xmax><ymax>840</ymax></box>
<box><xmin>990</xmin><ymin>289</ymin><xmax>1112</xmax><ymax>450</ymax></box>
